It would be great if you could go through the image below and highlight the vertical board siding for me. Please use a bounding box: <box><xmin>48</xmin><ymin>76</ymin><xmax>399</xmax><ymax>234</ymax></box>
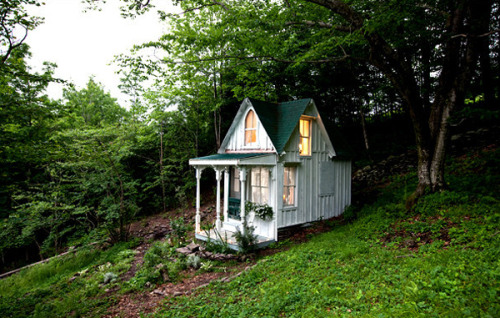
<box><xmin>224</xmin><ymin>107</ymin><xmax>276</xmax><ymax>152</ymax></box>
<box><xmin>278</xmin><ymin>117</ymin><xmax>351</xmax><ymax>228</ymax></box>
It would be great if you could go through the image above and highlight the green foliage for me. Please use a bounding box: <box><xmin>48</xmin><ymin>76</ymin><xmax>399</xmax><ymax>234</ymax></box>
<box><xmin>245</xmin><ymin>201</ymin><xmax>274</xmax><ymax>221</ymax></box>
<box><xmin>0</xmin><ymin>63</ymin><xmax>145</xmax><ymax>267</ymax></box>
<box><xmin>451</xmin><ymin>104</ymin><xmax>500</xmax><ymax>124</ymax></box>
<box><xmin>103</xmin><ymin>271</ymin><xmax>118</xmax><ymax>284</ymax></box>
<box><xmin>202</xmin><ymin>228</ymin><xmax>233</xmax><ymax>254</ymax></box>
<box><xmin>234</xmin><ymin>219</ymin><xmax>258</xmax><ymax>254</ymax></box>
<box><xmin>341</xmin><ymin>205</ymin><xmax>357</xmax><ymax>223</ymax></box>
<box><xmin>127</xmin><ymin>240</ymin><xmax>185</xmax><ymax>289</ymax></box>
<box><xmin>63</xmin><ymin>77</ymin><xmax>128</xmax><ymax>127</ymax></box>
<box><xmin>169</xmin><ymin>217</ymin><xmax>189</xmax><ymax>245</ymax></box>
<box><xmin>186</xmin><ymin>254</ymin><xmax>201</xmax><ymax>270</ymax></box>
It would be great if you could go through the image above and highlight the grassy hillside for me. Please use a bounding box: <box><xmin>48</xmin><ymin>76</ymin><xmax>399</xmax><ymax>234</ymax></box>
<box><xmin>153</xmin><ymin>147</ymin><xmax>500</xmax><ymax>317</ymax></box>
<box><xmin>0</xmin><ymin>241</ymin><xmax>139</xmax><ymax>317</ymax></box>
<box><xmin>0</xmin><ymin>146</ymin><xmax>498</xmax><ymax>317</ymax></box>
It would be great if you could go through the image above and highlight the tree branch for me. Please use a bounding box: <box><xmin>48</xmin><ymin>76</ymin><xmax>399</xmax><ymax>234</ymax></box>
<box><xmin>303</xmin><ymin>0</ymin><xmax>364</xmax><ymax>28</ymax></box>
<box><xmin>285</xmin><ymin>20</ymin><xmax>332</xmax><ymax>28</ymax></box>
<box><xmin>451</xmin><ymin>29</ymin><xmax>500</xmax><ymax>38</ymax></box>
<box><xmin>164</xmin><ymin>0</ymin><xmax>229</xmax><ymax>18</ymax></box>
<box><xmin>0</xmin><ymin>9</ymin><xmax>30</xmax><ymax>65</ymax></box>
<box><xmin>285</xmin><ymin>20</ymin><xmax>354</xmax><ymax>32</ymax></box>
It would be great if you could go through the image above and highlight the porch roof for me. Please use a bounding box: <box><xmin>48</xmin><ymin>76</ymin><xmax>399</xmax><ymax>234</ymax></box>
<box><xmin>189</xmin><ymin>152</ymin><xmax>276</xmax><ymax>166</ymax></box>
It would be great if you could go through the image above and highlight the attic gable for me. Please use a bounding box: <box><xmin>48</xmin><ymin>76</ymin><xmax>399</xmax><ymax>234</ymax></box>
<box><xmin>219</xmin><ymin>99</ymin><xmax>275</xmax><ymax>153</ymax></box>
<box><xmin>219</xmin><ymin>98</ymin><xmax>335</xmax><ymax>156</ymax></box>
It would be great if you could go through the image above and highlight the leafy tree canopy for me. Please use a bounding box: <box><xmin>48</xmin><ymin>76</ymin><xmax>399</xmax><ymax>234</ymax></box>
<box><xmin>113</xmin><ymin>0</ymin><xmax>498</xmax><ymax>205</ymax></box>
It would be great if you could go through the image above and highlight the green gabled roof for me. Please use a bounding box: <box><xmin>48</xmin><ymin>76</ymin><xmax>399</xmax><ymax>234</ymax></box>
<box><xmin>249</xmin><ymin>98</ymin><xmax>312</xmax><ymax>153</ymax></box>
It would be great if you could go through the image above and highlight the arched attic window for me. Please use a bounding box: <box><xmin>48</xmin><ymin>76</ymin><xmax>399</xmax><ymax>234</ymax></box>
<box><xmin>245</xmin><ymin>110</ymin><xmax>257</xmax><ymax>145</ymax></box>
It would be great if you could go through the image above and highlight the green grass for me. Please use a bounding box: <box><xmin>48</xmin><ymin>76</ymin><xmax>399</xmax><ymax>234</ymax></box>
<box><xmin>0</xmin><ymin>241</ymin><xmax>138</xmax><ymax>318</ymax></box>
<box><xmin>152</xmin><ymin>147</ymin><xmax>500</xmax><ymax>317</ymax></box>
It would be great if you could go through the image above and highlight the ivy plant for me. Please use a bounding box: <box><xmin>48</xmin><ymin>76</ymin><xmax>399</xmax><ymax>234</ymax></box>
<box><xmin>245</xmin><ymin>201</ymin><xmax>274</xmax><ymax>221</ymax></box>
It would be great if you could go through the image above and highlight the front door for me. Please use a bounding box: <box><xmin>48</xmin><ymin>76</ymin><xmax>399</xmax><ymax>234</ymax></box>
<box><xmin>228</xmin><ymin>167</ymin><xmax>241</xmax><ymax>220</ymax></box>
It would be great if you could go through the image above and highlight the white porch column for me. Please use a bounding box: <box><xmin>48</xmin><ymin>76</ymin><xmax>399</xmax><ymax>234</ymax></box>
<box><xmin>215</xmin><ymin>168</ymin><xmax>222</xmax><ymax>231</ymax></box>
<box><xmin>223</xmin><ymin>167</ymin><xmax>229</xmax><ymax>225</ymax></box>
<box><xmin>274</xmin><ymin>164</ymin><xmax>282</xmax><ymax>241</ymax></box>
<box><xmin>239</xmin><ymin>168</ymin><xmax>247</xmax><ymax>233</ymax></box>
<box><xmin>195</xmin><ymin>167</ymin><xmax>204</xmax><ymax>233</ymax></box>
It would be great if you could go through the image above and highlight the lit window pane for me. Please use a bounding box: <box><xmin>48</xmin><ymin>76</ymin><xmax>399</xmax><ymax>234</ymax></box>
<box><xmin>283</xmin><ymin>167</ymin><xmax>296</xmax><ymax>206</ymax></box>
<box><xmin>261</xmin><ymin>170</ymin><xmax>269</xmax><ymax>187</ymax></box>
<box><xmin>251</xmin><ymin>169</ymin><xmax>260</xmax><ymax>186</ymax></box>
<box><xmin>261</xmin><ymin>188</ymin><xmax>269</xmax><ymax>204</ymax></box>
<box><xmin>303</xmin><ymin>138</ymin><xmax>310</xmax><ymax>155</ymax></box>
<box><xmin>303</xmin><ymin>120</ymin><xmax>310</xmax><ymax>137</ymax></box>
<box><xmin>299</xmin><ymin>118</ymin><xmax>311</xmax><ymax>155</ymax></box>
<box><xmin>245</xmin><ymin>110</ymin><xmax>257</xmax><ymax>145</ymax></box>
<box><xmin>252</xmin><ymin>187</ymin><xmax>260</xmax><ymax>203</ymax></box>
<box><xmin>246</xmin><ymin>110</ymin><xmax>255</xmax><ymax>128</ymax></box>
<box><xmin>250</xmin><ymin>167</ymin><xmax>270</xmax><ymax>205</ymax></box>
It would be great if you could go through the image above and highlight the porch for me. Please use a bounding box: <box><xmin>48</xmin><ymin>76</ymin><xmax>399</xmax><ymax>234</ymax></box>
<box><xmin>189</xmin><ymin>153</ymin><xmax>278</xmax><ymax>250</ymax></box>
<box><xmin>195</xmin><ymin>228</ymin><xmax>275</xmax><ymax>251</ymax></box>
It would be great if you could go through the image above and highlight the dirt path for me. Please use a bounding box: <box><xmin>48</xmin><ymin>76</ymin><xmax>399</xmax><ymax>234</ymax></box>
<box><xmin>103</xmin><ymin>264</ymin><xmax>250</xmax><ymax>318</ymax></box>
<box><xmin>102</xmin><ymin>203</ymin><xmax>239</xmax><ymax>318</ymax></box>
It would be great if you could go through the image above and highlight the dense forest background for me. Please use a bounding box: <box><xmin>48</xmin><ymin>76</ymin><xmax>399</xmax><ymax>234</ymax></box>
<box><xmin>1</xmin><ymin>0</ymin><xmax>498</xmax><ymax>272</ymax></box>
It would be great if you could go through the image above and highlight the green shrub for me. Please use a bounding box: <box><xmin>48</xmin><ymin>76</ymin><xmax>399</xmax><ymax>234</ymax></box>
<box><xmin>128</xmin><ymin>241</ymin><xmax>185</xmax><ymax>289</ymax></box>
<box><xmin>413</xmin><ymin>191</ymin><xmax>470</xmax><ymax>216</ymax></box>
<box><xmin>234</xmin><ymin>220</ymin><xmax>257</xmax><ymax>254</ymax></box>
<box><xmin>245</xmin><ymin>201</ymin><xmax>273</xmax><ymax>221</ymax></box>
<box><xmin>169</xmin><ymin>217</ymin><xmax>189</xmax><ymax>245</ymax></box>
<box><xmin>103</xmin><ymin>272</ymin><xmax>118</xmax><ymax>284</ymax></box>
<box><xmin>186</xmin><ymin>254</ymin><xmax>201</xmax><ymax>269</ymax></box>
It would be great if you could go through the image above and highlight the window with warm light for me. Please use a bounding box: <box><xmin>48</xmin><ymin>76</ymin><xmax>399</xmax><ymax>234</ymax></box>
<box><xmin>299</xmin><ymin>118</ymin><xmax>311</xmax><ymax>156</ymax></box>
<box><xmin>251</xmin><ymin>167</ymin><xmax>269</xmax><ymax>204</ymax></box>
<box><xmin>283</xmin><ymin>166</ymin><xmax>296</xmax><ymax>206</ymax></box>
<box><xmin>230</xmin><ymin>167</ymin><xmax>240</xmax><ymax>198</ymax></box>
<box><xmin>245</xmin><ymin>110</ymin><xmax>257</xmax><ymax>145</ymax></box>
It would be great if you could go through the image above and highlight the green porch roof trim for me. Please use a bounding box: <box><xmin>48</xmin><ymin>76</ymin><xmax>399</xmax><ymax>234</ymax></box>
<box><xmin>249</xmin><ymin>98</ymin><xmax>312</xmax><ymax>153</ymax></box>
<box><xmin>190</xmin><ymin>153</ymin><xmax>271</xmax><ymax>161</ymax></box>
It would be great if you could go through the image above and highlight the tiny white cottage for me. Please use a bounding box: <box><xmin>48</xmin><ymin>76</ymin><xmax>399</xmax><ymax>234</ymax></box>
<box><xmin>189</xmin><ymin>98</ymin><xmax>351</xmax><ymax>250</ymax></box>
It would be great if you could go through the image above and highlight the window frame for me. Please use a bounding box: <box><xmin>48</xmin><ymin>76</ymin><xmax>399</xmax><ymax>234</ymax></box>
<box><xmin>244</xmin><ymin>109</ymin><xmax>257</xmax><ymax>147</ymax></box>
<box><xmin>299</xmin><ymin>117</ymin><xmax>311</xmax><ymax>156</ymax></box>
<box><xmin>250</xmin><ymin>167</ymin><xmax>270</xmax><ymax>205</ymax></box>
<box><xmin>283</xmin><ymin>166</ymin><xmax>297</xmax><ymax>207</ymax></box>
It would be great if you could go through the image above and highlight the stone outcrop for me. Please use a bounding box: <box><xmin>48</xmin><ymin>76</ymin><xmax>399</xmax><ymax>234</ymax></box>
<box><xmin>176</xmin><ymin>242</ymin><xmax>238</xmax><ymax>261</ymax></box>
